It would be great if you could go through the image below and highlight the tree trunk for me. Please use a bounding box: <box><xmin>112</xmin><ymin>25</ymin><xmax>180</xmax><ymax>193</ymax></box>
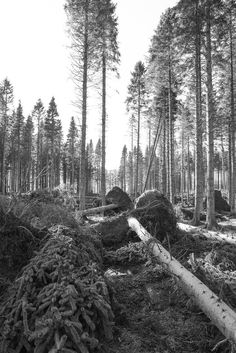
<box><xmin>79</xmin><ymin>1</ymin><xmax>89</xmax><ymax>210</ymax></box>
<box><xmin>168</xmin><ymin>56</ymin><xmax>175</xmax><ymax>204</ymax></box>
<box><xmin>229</xmin><ymin>8</ymin><xmax>236</xmax><ymax>214</ymax></box>
<box><xmin>161</xmin><ymin>118</ymin><xmax>167</xmax><ymax>195</ymax></box>
<box><xmin>128</xmin><ymin>217</ymin><xmax>236</xmax><ymax>345</ymax></box>
<box><xmin>187</xmin><ymin>136</ymin><xmax>190</xmax><ymax>203</ymax></box>
<box><xmin>205</xmin><ymin>0</ymin><xmax>216</xmax><ymax>229</ymax></box>
<box><xmin>181</xmin><ymin>126</ymin><xmax>185</xmax><ymax>203</ymax></box>
<box><xmin>192</xmin><ymin>0</ymin><xmax>204</xmax><ymax>225</ymax></box>
<box><xmin>135</xmin><ymin>84</ymin><xmax>141</xmax><ymax>198</ymax></box>
<box><xmin>101</xmin><ymin>52</ymin><xmax>106</xmax><ymax>206</ymax></box>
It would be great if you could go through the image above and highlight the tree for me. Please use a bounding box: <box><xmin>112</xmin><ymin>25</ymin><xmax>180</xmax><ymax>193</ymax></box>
<box><xmin>44</xmin><ymin>97</ymin><xmax>62</xmax><ymax>190</ymax></box>
<box><xmin>126</xmin><ymin>61</ymin><xmax>146</xmax><ymax>197</ymax></box>
<box><xmin>21</xmin><ymin>116</ymin><xmax>34</xmax><ymax>191</ymax></box>
<box><xmin>66</xmin><ymin>116</ymin><xmax>79</xmax><ymax>192</ymax></box>
<box><xmin>0</xmin><ymin>79</ymin><xmax>13</xmax><ymax>193</ymax></box>
<box><xmin>94</xmin><ymin>0</ymin><xmax>120</xmax><ymax>205</ymax></box>
<box><xmin>205</xmin><ymin>0</ymin><xmax>217</xmax><ymax>228</ymax></box>
<box><xmin>32</xmin><ymin>99</ymin><xmax>45</xmax><ymax>190</ymax></box>
<box><xmin>65</xmin><ymin>0</ymin><xmax>98</xmax><ymax>209</ymax></box>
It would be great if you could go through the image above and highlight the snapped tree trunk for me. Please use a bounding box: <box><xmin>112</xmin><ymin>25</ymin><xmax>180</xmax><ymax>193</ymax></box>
<box><xmin>128</xmin><ymin>217</ymin><xmax>236</xmax><ymax>345</ymax></box>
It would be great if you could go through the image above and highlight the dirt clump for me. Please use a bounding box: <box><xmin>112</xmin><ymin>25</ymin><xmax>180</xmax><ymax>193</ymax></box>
<box><xmin>131</xmin><ymin>189</ymin><xmax>177</xmax><ymax>242</ymax></box>
<box><xmin>106</xmin><ymin>186</ymin><xmax>134</xmax><ymax>212</ymax></box>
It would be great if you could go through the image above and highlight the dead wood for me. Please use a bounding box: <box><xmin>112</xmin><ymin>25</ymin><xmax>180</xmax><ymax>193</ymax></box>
<box><xmin>128</xmin><ymin>217</ymin><xmax>236</xmax><ymax>346</ymax></box>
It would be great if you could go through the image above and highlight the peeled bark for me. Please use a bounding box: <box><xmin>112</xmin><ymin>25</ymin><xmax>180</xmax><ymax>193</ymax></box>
<box><xmin>128</xmin><ymin>217</ymin><xmax>236</xmax><ymax>345</ymax></box>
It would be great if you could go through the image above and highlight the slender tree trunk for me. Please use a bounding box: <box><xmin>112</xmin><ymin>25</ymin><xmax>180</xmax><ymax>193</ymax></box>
<box><xmin>192</xmin><ymin>0</ymin><xmax>204</xmax><ymax>225</ymax></box>
<box><xmin>135</xmin><ymin>84</ymin><xmax>141</xmax><ymax>197</ymax></box>
<box><xmin>221</xmin><ymin>135</ymin><xmax>225</xmax><ymax>189</ymax></box>
<box><xmin>161</xmin><ymin>118</ymin><xmax>167</xmax><ymax>195</ymax></box>
<box><xmin>181</xmin><ymin>126</ymin><xmax>185</xmax><ymax>203</ymax></box>
<box><xmin>187</xmin><ymin>137</ymin><xmax>190</xmax><ymax>203</ymax></box>
<box><xmin>205</xmin><ymin>0</ymin><xmax>216</xmax><ymax>228</ymax></box>
<box><xmin>229</xmin><ymin>8</ymin><xmax>236</xmax><ymax>214</ymax></box>
<box><xmin>101</xmin><ymin>52</ymin><xmax>106</xmax><ymax>205</ymax></box>
<box><xmin>168</xmin><ymin>57</ymin><xmax>175</xmax><ymax>204</ymax></box>
<box><xmin>79</xmin><ymin>1</ymin><xmax>89</xmax><ymax>210</ymax></box>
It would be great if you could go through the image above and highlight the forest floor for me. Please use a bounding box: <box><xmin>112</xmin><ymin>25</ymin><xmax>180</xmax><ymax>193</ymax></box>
<box><xmin>1</xmin><ymin>193</ymin><xmax>236</xmax><ymax>353</ymax></box>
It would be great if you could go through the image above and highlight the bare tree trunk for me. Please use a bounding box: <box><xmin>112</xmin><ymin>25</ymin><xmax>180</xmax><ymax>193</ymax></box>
<box><xmin>181</xmin><ymin>126</ymin><xmax>185</xmax><ymax>203</ymax></box>
<box><xmin>192</xmin><ymin>0</ymin><xmax>204</xmax><ymax>225</ymax></box>
<box><xmin>229</xmin><ymin>8</ymin><xmax>236</xmax><ymax>214</ymax></box>
<box><xmin>161</xmin><ymin>118</ymin><xmax>167</xmax><ymax>195</ymax></box>
<box><xmin>205</xmin><ymin>0</ymin><xmax>216</xmax><ymax>229</ymax></box>
<box><xmin>168</xmin><ymin>57</ymin><xmax>175</xmax><ymax>204</ymax></box>
<box><xmin>101</xmin><ymin>52</ymin><xmax>106</xmax><ymax>206</ymax></box>
<box><xmin>221</xmin><ymin>134</ymin><xmax>225</xmax><ymax>189</ymax></box>
<box><xmin>187</xmin><ymin>136</ymin><xmax>190</xmax><ymax>203</ymax></box>
<box><xmin>135</xmin><ymin>84</ymin><xmax>141</xmax><ymax>197</ymax></box>
<box><xmin>79</xmin><ymin>1</ymin><xmax>89</xmax><ymax>210</ymax></box>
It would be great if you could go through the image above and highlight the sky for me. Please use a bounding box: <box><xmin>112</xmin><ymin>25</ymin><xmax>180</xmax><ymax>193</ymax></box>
<box><xmin>0</xmin><ymin>0</ymin><xmax>178</xmax><ymax>170</ymax></box>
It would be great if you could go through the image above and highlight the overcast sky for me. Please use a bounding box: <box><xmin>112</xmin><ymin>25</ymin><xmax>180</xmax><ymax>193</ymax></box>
<box><xmin>0</xmin><ymin>0</ymin><xmax>178</xmax><ymax>169</ymax></box>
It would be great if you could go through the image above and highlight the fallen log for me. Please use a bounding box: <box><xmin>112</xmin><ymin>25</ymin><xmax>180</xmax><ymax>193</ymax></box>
<box><xmin>128</xmin><ymin>217</ymin><xmax>236</xmax><ymax>345</ymax></box>
<box><xmin>77</xmin><ymin>203</ymin><xmax>119</xmax><ymax>216</ymax></box>
<box><xmin>77</xmin><ymin>187</ymin><xmax>133</xmax><ymax>217</ymax></box>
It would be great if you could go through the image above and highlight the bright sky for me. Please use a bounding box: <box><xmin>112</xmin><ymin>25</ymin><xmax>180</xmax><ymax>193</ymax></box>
<box><xmin>0</xmin><ymin>0</ymin><xmax>178</xmax><ymax>169</ymax></box>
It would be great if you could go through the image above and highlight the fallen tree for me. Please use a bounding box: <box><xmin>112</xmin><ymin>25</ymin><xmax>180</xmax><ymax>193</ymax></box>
<box><xmin>93</xmin><ymin>189</ymin><xmax>177</xmax><ymax>246</ymax></box>
<box><xmin>128</xmin><ymin>217</ymin><xmax>236</xmax><ymax>345</ymax></box>
<box><xmin>77</xmin><ymin>187</ymin><xmax>133</xmax><ymax>217</ymax></box>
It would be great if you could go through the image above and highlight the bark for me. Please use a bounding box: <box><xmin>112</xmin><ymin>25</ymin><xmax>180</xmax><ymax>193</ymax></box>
<box><xmin>205</xmin><ymin>0</ymin><xmax>216</xmax><ymax>229</ymax></box>
<box><xmin>128</xmin><ymin>217</ymin><xmax>236</xmax><ymax>345</ymax></box>
<box><xmin>192</xmin><ymin>0</ymin><xmax>204</xmax><ymax>225</ymax></box>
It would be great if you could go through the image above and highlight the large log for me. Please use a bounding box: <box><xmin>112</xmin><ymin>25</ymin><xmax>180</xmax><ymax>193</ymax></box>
<box><xmin>77</xmin><ymin>203</ymin><xmax>119</xmax><ymax>216</ymax></box>
<box><xmin>128</xmin><ymin>217</ymin><xmax>236</xmax><ymax>345</ymax></box>
<box><xmin>77</xmin><ymin>187</ymin><xmax>133</xmax><ymax>217</ymax></box>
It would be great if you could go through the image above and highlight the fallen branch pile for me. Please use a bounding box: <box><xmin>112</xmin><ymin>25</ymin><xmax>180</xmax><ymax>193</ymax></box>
<box><xmin>104</xmin><ymin>242</ymin><xmax>150</xmax><ymax>266</ymax></box>
<box><xmin>0</xmin><ymin>226</ymin><xmax>114</xmax><ymax>353</ymax></box>
<box><xmin>0</xmin><ymin>206</ymin><xmax>45</xmax><ymax>270</ymax></box>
